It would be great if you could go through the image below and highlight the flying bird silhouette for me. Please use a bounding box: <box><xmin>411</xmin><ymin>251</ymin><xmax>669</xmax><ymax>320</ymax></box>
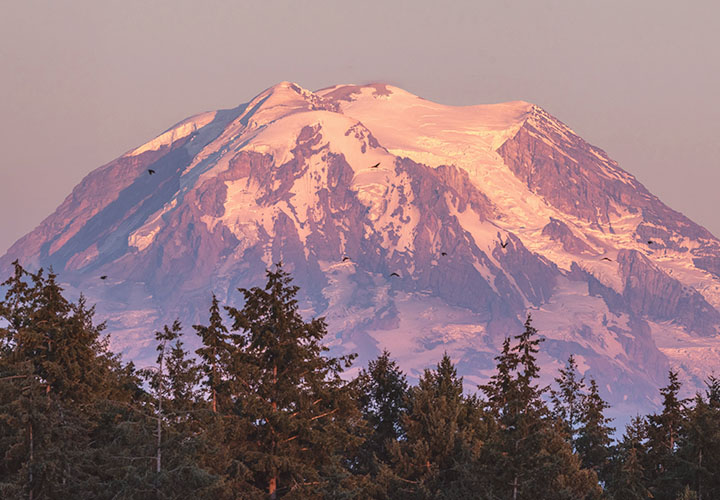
<box><xmin>647</xmin><ymin>240</ymin><xmax>654</xmax><ymax>245</ymax></box>
<box><xmin>370</xmin><ymin>162</ymin><xmax>380</xmax><ymax>169</ymax></box>
<box><xmin>500</xmin><ymin>240</ymin><xmax>508</xmax><ymax>249</ymax></box>
<box><xmin>148</xmin><ymin>169</ymin><xmax>155</xmax><ymax>175</ymax></box>
<box><xmin>389</xmin><ymin>272</ymin><xmax>400</xmax><ymax>278</ymax></box>
<box><xmin>601</xmin><ymin>257</ymin><xmax>612</xmax><ymax>262</ymax></box>
<box><xmin>342</xmin><ymin>256</ymin><xmax>350</xmax><ymax>262</ymax></box>
<box><xmin>100</xmin><ymin>275</ymin><xmax>108</xmax><ymax>280</ymax></box>
<box><xmin>441</xmin><ymin>252</ymin><xmax>447</xmax><ymax>256</ymax></box>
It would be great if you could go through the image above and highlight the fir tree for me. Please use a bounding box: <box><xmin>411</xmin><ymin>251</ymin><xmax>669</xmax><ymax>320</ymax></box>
<box><xmin>550</xmin><ymin>355</ymin><xmax>586</xmax><ymax>447</ymax></box>
<box><xmin>677</xmin><ymin>376</ymin><xmax>720</xmax><ymax>500</ymax></box>
<box><xmin>647</xmin><ymin>371</ymin><xmax>685</xmax><ymax>499</ymax></box>
<box><xmin>355</xmin><ymin>350</ymin><xmax>409</xmax><ymax>470</ymax></box>
<box><xmin>607</xmin><ymin>415</ymin><xmax>651</xmax><ymax>500</ymax></box>
<box><xmin>575</xmin><ymin>379</ymin><xmax>614</xmax><ymax>484</ymax></box>
<box><xmin>0</xmin><ymin>262</ymin><xmax>143</xmax><ymax>499</ymax></box>
<box><xmin>222</xmin><ymin>263</ymin><xmax>362</xmax><ymax>499</ymax></box>
<box><xmin>193</xmin><ymin>295</ymin><xmax>231</xmax><ymax>414</ymax></box>
<box><xmin>387</xmin><ymin>354</ymin><xmax>486</xmax><ymax>499</ymax></box>
<box><xmin>479</xmin><ymin>315</ymin><xmax>602</xmax><ymax>499</ymax></box>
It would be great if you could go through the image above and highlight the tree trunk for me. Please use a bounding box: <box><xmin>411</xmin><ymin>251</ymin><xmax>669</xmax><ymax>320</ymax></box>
<box><xmin>28</xmin><ymin>421</ymin><xmax>33</xmax><ymax>500</ymax></box>
<box><xmin>698</xmin><ymin>448</ymin><xmax>702</xmax><ymax>500</ymax></box>
<box><xmin>269</xmin><ymin>477</ymin><xmax>277</xmax><ymax>499</ymax></box>
<box><xmin>156</xmin><ymin>405</ymin><xmax>162</xmax><ymax>474</ymax></box>
<box><xmin>270</xmin><ymin>363</ymin><xmax>277</xmax><ymax>498</ymax></box>
<box><xmin>157</xmin><ymin>341</ymin><xmax>165</xmax><ymax>475</ymax></box>
<box><xmin>212</xmin><ymin>361</ymin><xmax>217</xmax><ymax>413</ymax></box>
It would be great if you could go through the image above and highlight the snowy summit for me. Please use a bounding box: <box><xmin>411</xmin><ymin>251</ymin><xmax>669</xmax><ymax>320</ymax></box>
<box><xmin>4</xmin><ymin>81</ymin><xmax>720</xmax><ymax>417</ymax></box>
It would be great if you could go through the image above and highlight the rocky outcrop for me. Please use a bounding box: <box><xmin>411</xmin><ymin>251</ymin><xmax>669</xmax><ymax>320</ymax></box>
<box><xmin>497</xmin><ymin>107</ymin><xmax>714</xmax><ymax>241</ymax></box>
<box><xmin>617</xmin><ymin>249</ymin><xmax>720</xmax><ymax>335</ymax></box>
<box><xmin>542</xmin><ymin>218</ymin><xmax>596</xmax><ymax>255</ymax></box>
<box><xmin>3</xmin><ymin>82</ymin><xmax>720</xmax><ymax>416</ymax></box>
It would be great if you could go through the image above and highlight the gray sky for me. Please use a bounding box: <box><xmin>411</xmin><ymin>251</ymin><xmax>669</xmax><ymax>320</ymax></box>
<box><xmin>1</xmin><ymin>0</ymin><xmax>719</xmax><ymax>254</ymax></box>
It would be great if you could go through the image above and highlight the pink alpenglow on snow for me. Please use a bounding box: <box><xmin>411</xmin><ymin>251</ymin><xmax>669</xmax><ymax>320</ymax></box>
<box><xmin>4</xmin><ymin>81</ymin><xmax>720</xmax><ymax>419</ymax></box>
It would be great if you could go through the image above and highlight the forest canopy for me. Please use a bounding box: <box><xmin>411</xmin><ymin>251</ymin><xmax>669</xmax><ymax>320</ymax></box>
<box><xmin>1</xmin><ymin>261</ymin><xmax>718</xmax><ymax>499</ymax></box>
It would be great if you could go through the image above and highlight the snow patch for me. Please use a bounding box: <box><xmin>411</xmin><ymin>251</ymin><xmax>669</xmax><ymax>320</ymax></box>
<box><xmin>127</xmin><ymin>112</ymin><xmax>216</xmax><ymax>157</ymax></box>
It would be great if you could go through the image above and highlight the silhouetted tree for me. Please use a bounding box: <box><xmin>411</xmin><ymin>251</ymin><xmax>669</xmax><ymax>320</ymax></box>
<box><xmin>221</xmin><ymin>263</ymin><xmax>362</xmax><ymax>499</ymax></box>
<box><xmin>647</xmin><ymin>371</ymin><xmax>685</xmax><ymax>499</ymax></box>
<box><xmin>575</xmin><ymin>379</ymin><xmax>614</xmax><ymax>484</ymax></box>
<box><xmin>550</xmin><ymin>355</ymin><xmax>586</xmax><ymax>447</ymax></box>
<box><xmin>479</xmin><ymin>316</ymin><xmax>601</xmax><ymax>499</ymax></box>
<box><xmin>355</xmin><ymin>350</ymin><xmax>409</xmax><ymax>470</ymax></box>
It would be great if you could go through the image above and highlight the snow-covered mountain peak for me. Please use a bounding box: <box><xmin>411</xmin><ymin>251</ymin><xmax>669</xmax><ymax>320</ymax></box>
<box><xmin>3</xmin><ymin>81</ymin><xmax>720</xmax><ymax>420</ymax></box>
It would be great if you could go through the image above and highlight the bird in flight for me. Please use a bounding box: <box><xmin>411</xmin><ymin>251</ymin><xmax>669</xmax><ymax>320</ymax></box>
<box><xmin>100</xmin><ymin>275</ymin><xmax>108</xmax><ymax>280</ymax></box>
<box><xmin>389</xmin><ymin>272</ymin><xmax>400</xmax><ymax>278</ymax></box>
<box><xmin>148</xmin><ymin>169</ymin><xmax>156</xmax><ymax>175</ymax></box>
<box><xmin>601</xmin><ymin>257</ymin><xmax>612</xmax><ymax>262</ymax></box>
<box><xmin>441</xmin><ymin>252</ymin><xmax>447</xmax><ymax>256</ymax></box>
<box><xmin>342</xmin><ymin>256</ymin><xmax>350</xmax><ymax>262</ymax></box>
<box><xmin>647</xmin><ymin>240</ymin><xmax>654</xmax><ymax>245</ymax></box>
<box><xmin>500</xmin><ymin>240</ymin><xmax>508</xmax><ymax>249</ymax></box>
<box><xmin>370</xmin><ymin>162</ymin><xmax>380</xmax><ymax>169</ymax></box>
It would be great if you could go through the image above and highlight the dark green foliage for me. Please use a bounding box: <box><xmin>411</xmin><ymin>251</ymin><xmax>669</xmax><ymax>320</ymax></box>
<box><xmin>606</xmin><ymin>416</ymin><xmax>652</xmax><ymax>500</ymax></box>
<box><xmin>575</xmin><ymin>379</ymin><xmax>614</xmax><ymax>483</ymax></box>
<box><xmin>128</xmin><ymin>321</ymin><xmax>216</xmax><ymax>500</ymax></box>
<box><xmin>386</xmin><ymin>354</ymin><xmax>486</xmax><ymax>499</ymax></box>
<box><xmin>6</xmin><ymin>263</ymin><xmax>720</xmax><ymax>499</ymax></box>
<box><xmin>0</xmin><ymin>261</ymin><xmax>145</xmax><ymax>498</ymax></box>
<box><xmin>355</xmin><ymin>350</ymin><xmax>409</xmax><ymax>470</ymax></box>
<box><xmin>479</xmin><ymin>316</ymin><xmax>602</xmax><ymax>499</ymax></box>
<box><xmin>676</xmin><ymin>376</ymin><xmax>720</xmax><ymax>500</ymax></box>
<box><xmin>193</xmin><ymin>294</ymin><xmax>230</xmax><ymax>414</ymax></box>
<box><xmin>646</xmin><ymin>371</ymin><xmax>685</xmax><ymax>499</ymax></box>
<box><xmin>218</xmin><ymin>263</ymin><xmax>363</xmax><ymax>498</ymax></box>
<box><xmin>550</xmin><ymin>354</ymin><xmax>586</xmax><ymax>446</ymax></box>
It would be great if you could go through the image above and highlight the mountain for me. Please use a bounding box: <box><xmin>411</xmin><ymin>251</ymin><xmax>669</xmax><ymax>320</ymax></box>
<box><xmin>3</xmin><ymin>81</ymin><xmax>720</xmax><ymax>417</ymax></box>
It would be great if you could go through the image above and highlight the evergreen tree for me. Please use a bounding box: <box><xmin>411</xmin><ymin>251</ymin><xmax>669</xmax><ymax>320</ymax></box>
<box><xmin>677</xmin><ymin>376</ymin><xmax>720</xmax><ymax>500</ymax></box>
<box><xmin>647</xmin><ymin>371</ymin><xmax>685</xmax><ymax>499</ymax></box>
<box><xmin>355</xmin><ymin>350</ymin><xmax>409</xmax><ymax>471</ymax></box>
<box><xmin>606</xmin><ymin>416</ymin><xmax>651</xmax><ymax>500</ymax></box>
<box><xmin>479</xmin><ymin>315</ymin><xmax>602</xmax><ymax>499</ymax></box>
<box><xmin>387</xmin><ymin>353</ymin><xmax>486</xmax><ymax>499</ymax></box>
<box><xmin>550</xmin><ymin>355</ymin><xmax>586</xmax><ymax>447</ymax></box>
<box><xmin>221</xmin><ymin>263</ymin><xmax>362</xmax><ymax>499</ymax></box>
<box><xmin>0</xmin><ymin>262</ymin><xmax>143</xmax><ymax>499</ymax></box>
<box><xmin>193</xmin><ymin>295</ymin><xmax>231</xmax><ymax>414</ymax></box>
<box><xmin>575</xmin><ymin>379</ymin><xmax>614</xmax><ymax>485</ymax></box>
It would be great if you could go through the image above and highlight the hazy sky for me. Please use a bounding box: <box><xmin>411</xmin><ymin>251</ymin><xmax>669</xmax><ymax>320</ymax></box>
<box><xmin>1</xmin><ymin>0</ymin><xmax>719</xmax><ymax>254</ymax></box>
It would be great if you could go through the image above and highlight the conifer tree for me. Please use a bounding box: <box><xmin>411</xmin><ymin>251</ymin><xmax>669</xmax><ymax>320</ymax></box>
<box><xmin>550</xmin><ymin>355</ymin><xmax>586</xmax><ymax>447</ymax></box>
<box><xmin>0</xmin><ymin>262</ymin><xmax>143</xmax><ymax>499</ymax></box>
<box><xmin>144</xmin><ymin>322</ymin><xmax>214</xmax><ymax>499</ymax></box>
<box><xmin>479</xmin><ymin>315</ymin><xmax>601</xmax><ymax>499</ymax></box>
<box><xmin>607</xmin><ymin>415</ymin><xmax>651</xmax><ymax>500</ymax></box>
<box><xmin>575</xmin><ymin>379</ymin><xmax>614</xmax><ymax>484</ymax></box>
<box><xmin>222</xmin><ymin>263</ymin><xmax>362</xmax><ymax>499</ymax></box>
<box><xmin>677</xmin><ymin>376</ymin><xmax>720</xmax><ymax>500</ymax></box>
<box><xmin>387</xmin><ymin>354</ymin><xmax>486</xmax><ymax>499</ymax></box>
<box><xmin>194</xmin><ymin>295</ymin><xmax>230</xmax><ymax>414</ymax></box>
<box><xmin>355</xmin><ymin>350</ymin><xmax>409</xmax><ymax>470</ymax></box>
<box><xmin>647</xmin><ymin>371</ymin><xmax>685</xmax><ymax>499</ymax></box>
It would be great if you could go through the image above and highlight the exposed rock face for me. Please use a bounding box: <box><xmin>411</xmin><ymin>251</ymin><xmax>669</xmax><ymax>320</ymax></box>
<box><xmin>617</xmin><ymin>249</ymin><xmax>720</xmax><ymax>335</ymax></box>
<box><xmin>542</xmin><ymin>218</ymin><xmax>596</xmax><ymax>255</ymax></box>
<box><xmin>3</xmin><ymin>81</ymin><xmax>720</xmax><ymax>418</ymax></box>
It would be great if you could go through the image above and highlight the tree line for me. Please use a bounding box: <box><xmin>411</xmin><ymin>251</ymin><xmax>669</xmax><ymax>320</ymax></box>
<box><xmin>1</xmin><ymin>261</ymin><xmax>719</xmax><ymax>499</ymax></box>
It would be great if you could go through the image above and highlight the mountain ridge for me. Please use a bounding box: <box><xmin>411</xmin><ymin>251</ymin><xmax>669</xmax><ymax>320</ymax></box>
<box><xmin>3</xmin><ymin>81</ymin><xmax>720</xmax><ymax>418</ymax></box>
